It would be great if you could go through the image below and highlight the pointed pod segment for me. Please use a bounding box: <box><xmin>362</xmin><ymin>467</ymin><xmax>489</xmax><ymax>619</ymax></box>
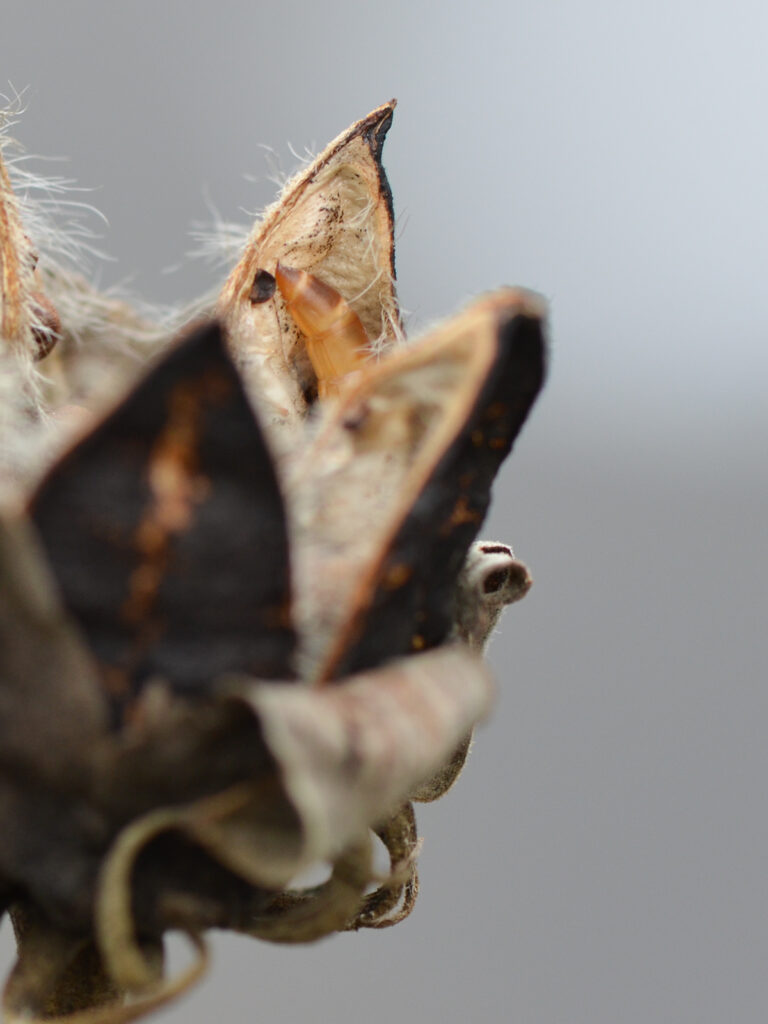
<box><xmin>28</xmin><ymin>320</ymin><xmax>296</xmax><ymax>716</ymax></box>
<box><xmin>218</xmin><ymin>101</ymin><xmax>399</xmax><ymax>429</ymax></box>
<box><xmin>330</xmin><ymin>297</ymin><xmax>546</xmax><ymax>678</ymax></box>
<box><xmin>290</xmin><ymin>289</ymin><xmax>547</xmax><ymax>681</ymax></box>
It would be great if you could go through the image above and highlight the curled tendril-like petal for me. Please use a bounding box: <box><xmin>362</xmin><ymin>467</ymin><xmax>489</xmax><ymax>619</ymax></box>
<box><xmin>238</xmin><ymin>836</ymin><xmax>374</xmax><ymax>944</ymax></box>
<box><xmin>349</xmin><ymin>802</ymin><xmax>421</xmax><ymax>930</ymax></box>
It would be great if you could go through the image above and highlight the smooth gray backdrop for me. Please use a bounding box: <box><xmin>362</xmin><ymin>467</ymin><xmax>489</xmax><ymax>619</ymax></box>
<box><xmin>2</xmin><ymin>2</ymin><xmax>767</xmax><ymax>1022</ymax></box>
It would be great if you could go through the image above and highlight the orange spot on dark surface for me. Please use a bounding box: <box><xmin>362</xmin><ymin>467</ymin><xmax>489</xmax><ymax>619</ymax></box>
<box><xmin>450</xmin><ymin>497</ymin><xmax>482</xmax><ymax>527</ymax></box>
<box><xmin>485</xmin><ymin>401</ymin><xmax>509</xmax><ymax>419</ymax></box>
<box><xmin>121</xmin><ymin>377</ymin><xmax>216</xmax><ymax>628</ymax></box>
<box><xmin>383</xmin><ymin>563</ymin><xmax>412</xmax><ymax>590</ymax></box>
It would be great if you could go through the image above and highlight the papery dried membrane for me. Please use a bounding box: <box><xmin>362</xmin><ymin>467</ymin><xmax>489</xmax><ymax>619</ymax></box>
<box><xmin>151</xmin><ymin>644</ymin><xmax>494</xmax><ymax>890</ymax></box>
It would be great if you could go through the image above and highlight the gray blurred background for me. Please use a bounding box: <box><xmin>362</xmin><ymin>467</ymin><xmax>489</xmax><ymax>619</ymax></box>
<box><xmin>2</xmin><ymin>2</ymin><xmax>767</xmax><ymax>1021</ymax></box>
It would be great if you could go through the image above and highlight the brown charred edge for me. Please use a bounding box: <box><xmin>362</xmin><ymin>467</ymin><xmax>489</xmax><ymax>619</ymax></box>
<box><xmin>327</xmin><ymin>311</ymin><xmax>546</xmax><ymax>679</ymax></box>
<box><xmin>225</xmin><ymin>101</ymin><xmax>397</xmax><ymax>310</ymax></box>
<box><xmin>282</xmin><ymin>100</ymin><xmax>397</xmax><ymax>281</ymax></box>
<box><xmin>361</xmin><ymin>101</ymin><xmax>397</xmax><ymax>280</ymax></box>
<box><xmin>300</xmin><ymin>101</ymin><xmax>396</xmax><ymax>280</ymax></box>
<box><xmin>28</xmin><ymin>320</ymin><xmax>296</xmax><ymax>722</ymax></box>
<box><xmin>286</xmin><ymin>100</ymin><xmax>396</xmax><ymax>197</ymax></box>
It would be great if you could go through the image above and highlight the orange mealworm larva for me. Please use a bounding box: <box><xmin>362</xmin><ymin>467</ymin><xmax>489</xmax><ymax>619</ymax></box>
<box><xmin>274</xmin><ymin>262</ymin><xmax>370</xmax><ymax>397</ymax></box>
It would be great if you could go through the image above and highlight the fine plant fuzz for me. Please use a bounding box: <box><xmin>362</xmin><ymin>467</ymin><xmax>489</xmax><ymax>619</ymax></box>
<box><xmin>0</xmin><ymin>99</ymin><xmax>547</xmax><ymax>1022</ymax></box>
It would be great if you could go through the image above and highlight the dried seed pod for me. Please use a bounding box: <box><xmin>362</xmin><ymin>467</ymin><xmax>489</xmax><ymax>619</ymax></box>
<box><xmin>218</xmin><ymin>100</ymin><xmax>399</xmax><ymax>436</ymax></box>
<box><xmin>28</xmin><ymin>321</ymin><xmax>296</xmax><ymax>717</ymax></box>
<box><xmin>289</xmin><ymin>288</ymin><xmax>546</xmax><ymax>681</ymax></box>
<box><xmin>0</xmin><ymin>100</ymin><xmax>548</xmax><ymax>1024</ymax></box>
<box><xmin>347</xmin><ymin>802</ymin><xmax>420</xmax><ymax>929</ymax></box>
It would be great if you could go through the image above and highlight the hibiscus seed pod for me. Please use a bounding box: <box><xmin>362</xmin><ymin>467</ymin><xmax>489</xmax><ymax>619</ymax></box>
<box><xmin>0</xmin><ymin>99</ymin><xmax>547</xmax><ymax>1022</ymax></box>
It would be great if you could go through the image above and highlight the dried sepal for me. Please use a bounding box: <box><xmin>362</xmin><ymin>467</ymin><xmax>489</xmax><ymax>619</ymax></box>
<box><xmin>230</xmin><ymin>644</ymin><xmax>493</xmax><ymax>880</ymax></box>
<box><xmin>0</xmin><ymin>516</ymin><xmax>111</xmax><ymax>930</ymax></box>
<box><xmin>217</xmin><ymin>101</ymin><xmax>399</xmax><ymax>435</ymax></box>
<box><xmin>411</xmin><ymin>541</ymin><xmax>533</xmax><ymax>802</ymax></box>
<box><xmin>242</xmin><ymin>802</ymin><xmax>422</xmax><ymax>940</ymax></box>
<box><xmin>348</xmin><ymin>801</ymin><xmax>420</xmax><ymax>930</ymax></box>
<box><xmin>0</xmin><ymin>514</ymin><xmax>106</xmax><ymax>761</ymax></box>
<box><xmin>4</xmin><ymin>903</ymin><xmax>207</xmax><ymax>1024</ymax></box>
<box><xmin>6</xmin><ymin>904</ymin><xmax>120</xmax><ymax>1021</ymax></box>
<box><xmin>409</xmin><ymin>735</ymin><xmax>474</xmax><ymax>804</ymax></box>
<box><xmin>82</xmin><ymin>647</ymin><xmax>489</xmax><ymax>987</ymax></box>
<box><xmin>115</xmin><ymin>644</ymin><xmax>494</xmax><ymax>905</ymax></box>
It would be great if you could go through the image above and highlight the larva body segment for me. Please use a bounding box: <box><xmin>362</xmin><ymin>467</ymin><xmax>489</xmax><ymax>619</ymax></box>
<box><xmin>275</xmin><ymin>262</ymin><xmax>370</xmax><ymax>397</ymax></box>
